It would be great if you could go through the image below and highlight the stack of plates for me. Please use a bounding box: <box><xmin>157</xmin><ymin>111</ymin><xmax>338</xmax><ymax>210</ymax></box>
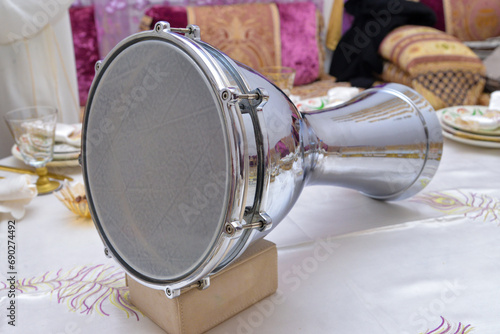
<box><xmin>296</xmin><ymin>97</ymin><xmax>332</xmax><ymax>112</ymax></box>
<box><xmin>295</xmin><ymin>87</ymin><xmax>359</xmax><ymax>112</ymax></box>
<box><xmin>12</xmin><ymin>123</ymin><xmax>82</xmax><ymax>167</ymax></box>
<box><xmin>437</xmin><ymin>106</ymin><xmax>500</xmax><ymax>148</ymax></box>
<box><xmin>464</xmin><ymin>38</ymin><xmax>500</xmax><ymax>60</ymax></box>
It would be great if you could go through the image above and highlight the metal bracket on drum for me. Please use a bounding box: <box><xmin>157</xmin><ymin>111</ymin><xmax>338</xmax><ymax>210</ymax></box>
<box><xmin>165</xmin><ymin>277</ymin><xmax>210</xmax><ymax>299</ymax></box>
<box><xmin>220</xmin><ymin>87</ymin><xmax>273</xmax><ymax>234</ymax></box>
<box><xmin>238</xmin><ymin>88</ymin><xmax>273</xmax><ymax>233</ymax></box>
<box><xmin>225</xmin><ymin>88</ymin><xmax>269</xmax><ymax>114</ymax></box>
<box><xmin>94</xmin><ymin>60</ymin><xmax>102</xmax><ymax>73</ymax></box>
<box><xmin>224</xmin><ymin>211</ymin><xmax>272</xmax><ymax>239</ymax></box>
<box><xmin>219</xmin><ymin>87</ymin><xmax>265</xmax><ymax>105</ymax></box>
<box><xmin>154</xmin><ymin>22</ymin><xmax>201</xmax><ymax>41</ymax></box>
<box><xmin>104</xmin><ymin>247</ymin><xmax>112</xmax><ymax>258</ymax></box>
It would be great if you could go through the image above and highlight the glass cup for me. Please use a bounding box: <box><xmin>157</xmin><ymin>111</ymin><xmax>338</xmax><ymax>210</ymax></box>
<box><xmin>4</xmin><ymin>106</ymin><xmax>60</xmax><ymax>194</ymax></box>
<box><xmin>260</xmin><ymin>66</ymin><xmax>296</xmax><ymax>95</ymax></box>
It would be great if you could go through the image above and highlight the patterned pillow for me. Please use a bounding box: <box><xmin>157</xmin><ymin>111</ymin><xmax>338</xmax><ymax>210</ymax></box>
<box><xmin>186</xmin><ymin>4</ymin><xmax>282</xmax><ymax>73</ymax></box>
<box><xmin>443</xmin><ymin>0</ymin><xmax>500</xmax><ymax>41</ymax></box>
<box><xmin>143</xmin><ymin>3</ymin><xmax>323</xmax><ymax>86</ymax></box>
<box><xmin>379</xmin><ymin>25</ymin><xmax>485</xmax><ymax>109</ymax></box>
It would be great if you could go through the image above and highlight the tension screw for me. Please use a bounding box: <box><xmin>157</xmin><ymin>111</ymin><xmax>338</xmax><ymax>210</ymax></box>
<box><xmin>225</xmin><ymin>223</ymin><xmax>235</xmax><ymax>235</ymax></box>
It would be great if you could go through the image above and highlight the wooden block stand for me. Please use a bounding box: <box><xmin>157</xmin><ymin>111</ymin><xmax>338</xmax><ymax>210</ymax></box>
<box><xmin>127</xmin><ymin>239</ymin><xmax>278</xmax><ymax>334</ymax></box>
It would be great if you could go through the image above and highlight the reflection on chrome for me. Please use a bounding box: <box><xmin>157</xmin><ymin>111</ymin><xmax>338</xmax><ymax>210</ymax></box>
<box><xmin>237</xmin><ymin>68</ymin><xmax>444</xmax><ymax>239</ymax></box>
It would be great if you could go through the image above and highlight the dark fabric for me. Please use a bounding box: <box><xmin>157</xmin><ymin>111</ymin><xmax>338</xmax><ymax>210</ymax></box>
<box><xmin>145</xmin><ymin>6</ymin><xmax>188</xmax><ymax>29</ymax></box>
<box><xmin>329</xmin><ymin>0</ymin><xmax>436</xmax><ymax>87</ymax></box>
<box><xmin>419</xmin><ymin>0</ymin><xmax>446</xmax><ymax>31</ymax></box>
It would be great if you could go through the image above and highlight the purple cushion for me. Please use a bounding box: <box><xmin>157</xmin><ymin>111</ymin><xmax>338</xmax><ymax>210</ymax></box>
<box><xmin>69</xmin><ymin>6</ymin><xmax>100</xmax><ymax>106</ymax></box>
<box><xmin>277</xmin><ymin>2</ymin><xmax>321</xmax><ymax>85</ymax></box>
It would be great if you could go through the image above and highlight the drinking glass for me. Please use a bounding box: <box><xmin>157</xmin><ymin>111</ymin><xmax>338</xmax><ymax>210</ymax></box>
<box><xmin>260</xmin><ymin>66</ymin><xmax>296</xmax><ymax>95</ymax></box>
<box><xmin>4</xmin><ymin>106</ymin><xmax>60</xmax><ymax>195</ymax></box>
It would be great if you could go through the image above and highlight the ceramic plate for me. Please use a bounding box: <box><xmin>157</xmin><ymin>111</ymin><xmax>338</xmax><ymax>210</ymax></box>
<box><xmin>52</xmin><ymin>144</ymin><xmax>81</xmax><ymax>160</ymax></box>
<box><xmin>438</xmin><ymin>105</ymin><xmax>500</xmax><ymax>135</ymax></box>
<box><xmin>442</xmin><ymin>130</ymin><xmax>500</xmax><ymax>148</ymax></box>
<box><xmin>440</xmin><ymin>122</ymin><xmax>500</xmax><ymax>143</ymax></box>
<box><xmin>296</xmin><ymin>97</ymin><xmax>343</xmax><ymax>112</ymax></box>
<box><xmin>11</xmin><ymin>145</ymin><xmax>80</xmax><ymax>167</ymax></box>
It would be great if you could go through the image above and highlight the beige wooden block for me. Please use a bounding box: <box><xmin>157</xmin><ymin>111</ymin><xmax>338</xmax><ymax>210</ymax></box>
<box><xmin>127</xmin><ymin>239</ymin><xmax>278</xmax><ymax>334</ymax></box>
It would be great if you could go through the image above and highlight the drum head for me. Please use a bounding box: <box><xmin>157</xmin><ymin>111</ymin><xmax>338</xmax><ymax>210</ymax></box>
<box><xmin>83</xmin><ymin>35</ymin><xmax>231</xmax><ymax>283</ymax></box>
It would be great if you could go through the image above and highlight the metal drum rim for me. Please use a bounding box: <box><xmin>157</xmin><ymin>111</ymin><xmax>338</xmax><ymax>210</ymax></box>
<box><xmin>81</xmin><ymin>25</ymin><xmax>250</xmax><ymax>291</ymax></box>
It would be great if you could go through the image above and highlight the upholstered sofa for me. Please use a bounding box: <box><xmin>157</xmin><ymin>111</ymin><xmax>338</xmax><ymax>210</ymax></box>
<box><xmin>69</xmin><ymin>0</ymin><xmax>496</xmax><ymax>111</ymax></box>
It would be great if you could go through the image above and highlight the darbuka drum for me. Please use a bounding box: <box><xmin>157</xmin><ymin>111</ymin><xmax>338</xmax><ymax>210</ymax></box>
<box><xmin>82</xmin><ymin>22</ymin><xmax>443</xmax><ymax>297</ymax></box>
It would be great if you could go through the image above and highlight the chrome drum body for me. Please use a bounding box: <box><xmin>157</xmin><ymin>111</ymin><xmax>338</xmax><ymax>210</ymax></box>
<box><xmin>82</xmin><ymin>22</ymin><xmax>443</xmax><ymax>297</ymax></box>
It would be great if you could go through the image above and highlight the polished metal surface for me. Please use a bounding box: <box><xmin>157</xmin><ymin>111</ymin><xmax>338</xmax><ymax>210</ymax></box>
<box><xmin>83</xmin><ymin>23</ymin><xmax>251</xmax><ymax>293</ymax></box>
<box><xmin>82</xmin><ymin>23</ymin><xmax>443</xmax><ymax>296</ymax></box>
<box><xmin>303</xmin><ymin>84</ymin><xmax>442</xmax><ymax>201</ymax></box>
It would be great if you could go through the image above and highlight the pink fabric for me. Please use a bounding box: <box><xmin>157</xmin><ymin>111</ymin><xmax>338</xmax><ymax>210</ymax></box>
<box><xmin>145</xmin><ymin>5</ymin><xmax>188</xmax><ymax>28</ymax></box>
<box><xmin>69</xmin><ymin>6</ymin><xmax>100</xmax><ymax>106</ymax></box>
<box><xmin>443</xmin><ymin>0</ymin><xmax>500</xmax><ymax>41</ymax></box>
<box><xmin>277</xmin><ymin>2</ymin><xmax>321</xmax><ymax>85</ymax></box>
<box><xmin>91</xmin><ymin>0</ymin><xmax>323</xmax><ymax>59</ymax></box>
<box><xmin>93</xmin><ymin>1</ymin><xmax>143</xmax><ymax>58</ymax></box>
<box><xmin>420</xmin><ymin>0</ymin><xmax>445</xmax><ymax>31</ymax></box>
<box><xmin>146</xmin><ymin>3</ymin><xmax>322</xmax><ymax>86</ymax></box>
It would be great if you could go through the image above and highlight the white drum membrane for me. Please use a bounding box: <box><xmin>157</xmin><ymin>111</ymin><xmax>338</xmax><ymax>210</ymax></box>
<box><xmin>84</xmin><ymin>39</ymin><xmax>230</xmax><ymax>281</ymax></box>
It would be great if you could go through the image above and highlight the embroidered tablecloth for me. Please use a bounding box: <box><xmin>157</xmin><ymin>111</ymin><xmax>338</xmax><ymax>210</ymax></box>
<box><xmin>1</xmin><ymin>136</ymin><xmax>499</xmax><ymax>333</ymax></box>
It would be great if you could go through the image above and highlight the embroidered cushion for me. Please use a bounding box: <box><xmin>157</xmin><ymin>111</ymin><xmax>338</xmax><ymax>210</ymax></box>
<box><xmin>443</xmin><ymin>0</ymin><xmax>500</xmax><ymax>41</ymax></box>
<box><xmin>379</xmin><ymin>25</ymin><xmax>485</xmax><ymax>109</ymax></box>
<box><xmin>142</xmin><ymin>2</ymin><xmax>323</xmax><ymax>86</ymax></box>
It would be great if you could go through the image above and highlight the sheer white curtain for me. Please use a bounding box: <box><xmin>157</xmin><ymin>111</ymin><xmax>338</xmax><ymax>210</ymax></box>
<box><xmin>0</xmin><ymin>0</ymin><xmax>80</xmax><ymax>158</ymax></box>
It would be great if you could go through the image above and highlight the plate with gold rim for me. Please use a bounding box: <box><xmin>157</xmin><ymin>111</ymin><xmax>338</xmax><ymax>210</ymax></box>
<box><xmin>437</xmin><ymin>105</ymin><xmax>500</xmax><ymax>136</ymax></box>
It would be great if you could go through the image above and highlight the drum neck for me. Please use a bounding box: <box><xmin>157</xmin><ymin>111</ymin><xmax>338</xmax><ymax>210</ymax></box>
<box><xmin>301</xmin><ymin>83</ymin><xmax>442</xmax><ymax>200</ymax></box>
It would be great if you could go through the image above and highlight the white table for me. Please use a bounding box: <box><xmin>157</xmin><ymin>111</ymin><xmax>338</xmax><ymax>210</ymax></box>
<box><xmin>1</xmin><ymin>137</ymin><xmax>499</xmax><ymax>334</ymax></box>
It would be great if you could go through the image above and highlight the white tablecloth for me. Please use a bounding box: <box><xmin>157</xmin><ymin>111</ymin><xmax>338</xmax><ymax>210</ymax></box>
<box><xmin>1</xmin><ymin>137</ymin><xmax>499</xmax><ymax>333</ymax></box>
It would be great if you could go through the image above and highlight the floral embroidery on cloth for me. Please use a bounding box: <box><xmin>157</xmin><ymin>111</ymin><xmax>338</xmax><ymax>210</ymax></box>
<box><xmin>0</xmin><ymin>264</ymin><xmax>140</xmax><ymax>320</ymax></box>
<box><xmin>412</xmin><ymin>190</ymin><xmax>500</xmax><ymax>222</ymax></box>
<box><xmin>422</xmin><ymin>316</ymin><xmax>473</xmax><ymax>334</ymax></box>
